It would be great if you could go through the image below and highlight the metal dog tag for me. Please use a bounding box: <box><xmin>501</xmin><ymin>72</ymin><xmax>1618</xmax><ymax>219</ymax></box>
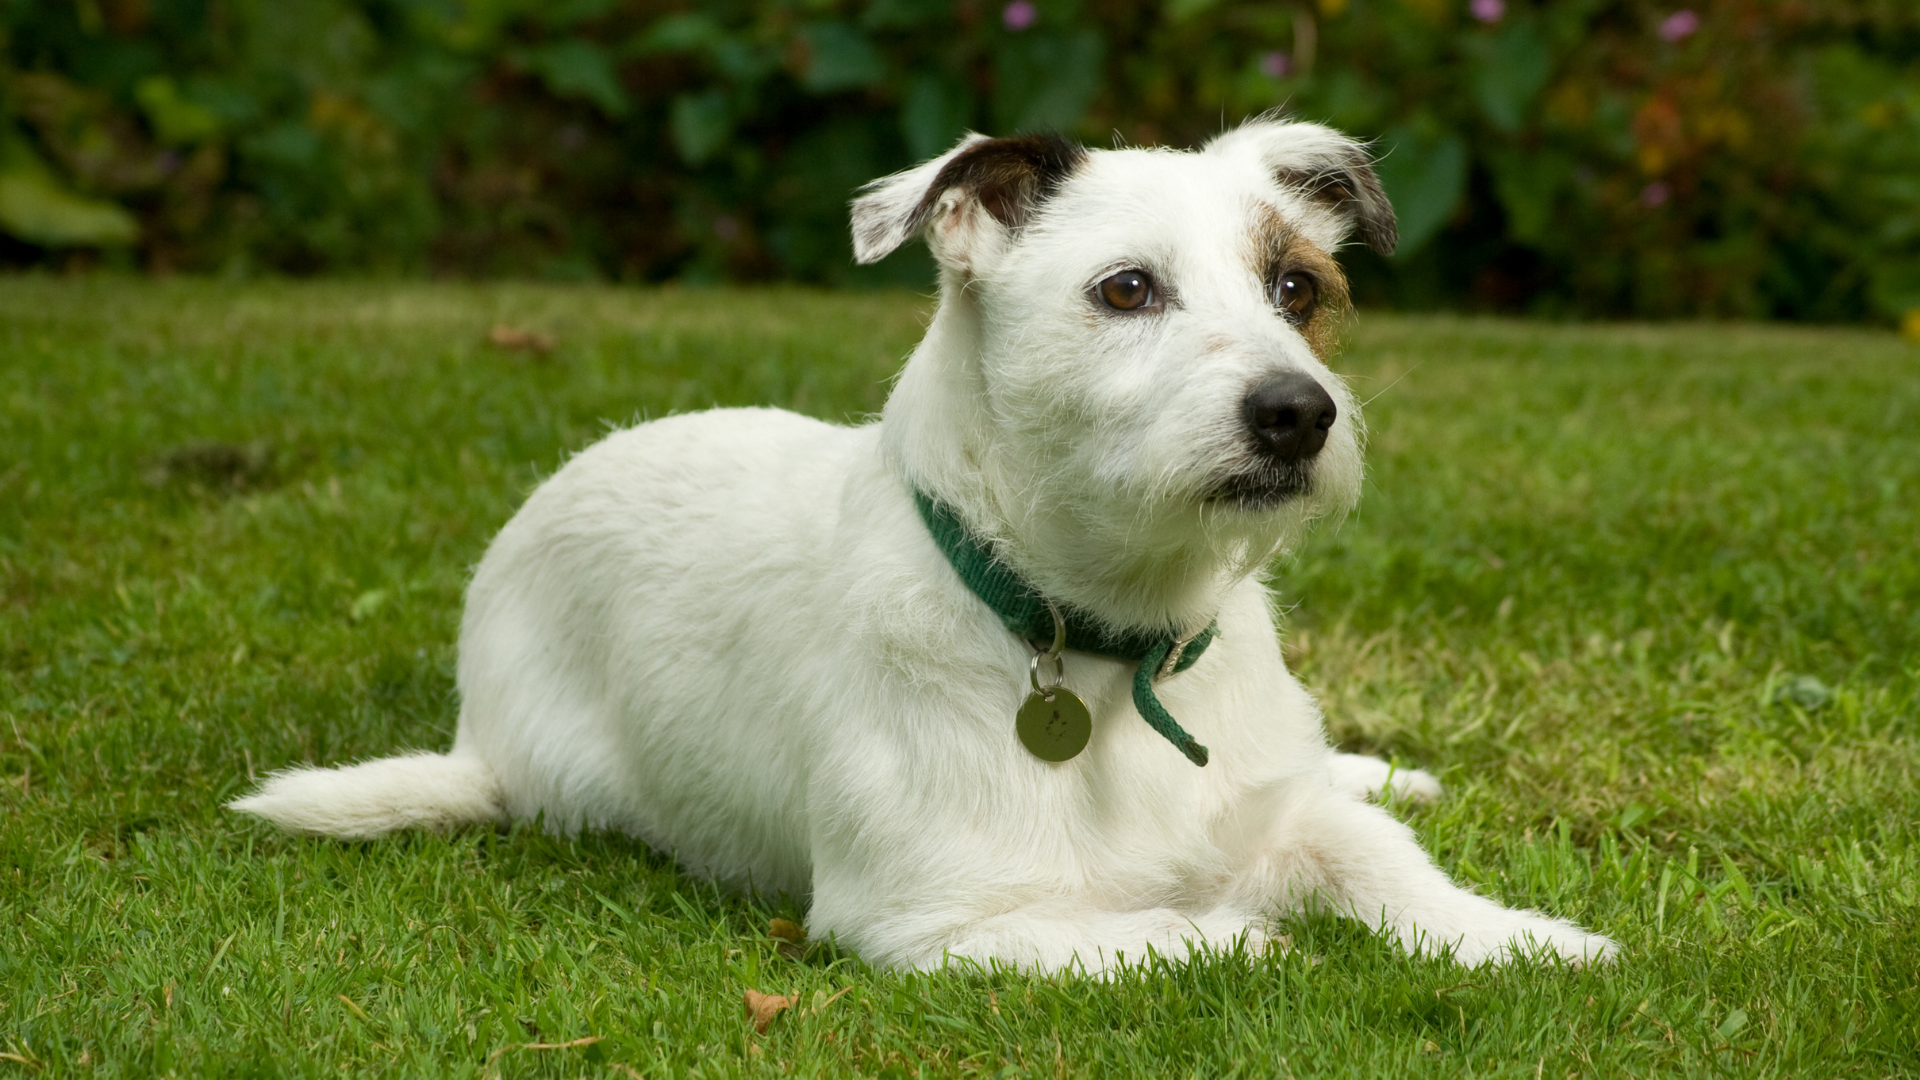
<box><xmin>1017</xmin><ymin>686</ymin><xmax>1091</xmax><ymax>762</ymax></box>
<box><xmin>1017</xmin><ymin>598</ymin><xmax>1089</xmax><ymax>762</ymax></box>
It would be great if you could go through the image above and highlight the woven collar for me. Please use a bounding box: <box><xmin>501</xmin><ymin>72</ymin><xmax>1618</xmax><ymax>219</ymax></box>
<box><xmin>912</xmin><ymin>489</ymin><xmax>1216</xmax><ymax>766</ymax></box>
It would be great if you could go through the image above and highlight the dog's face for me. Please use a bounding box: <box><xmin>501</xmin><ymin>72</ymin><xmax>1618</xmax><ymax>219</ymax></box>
<box><xmin>856</xmin><ymin>120</ymin><xmax>1397</xmax><ymax>614</ymax></box>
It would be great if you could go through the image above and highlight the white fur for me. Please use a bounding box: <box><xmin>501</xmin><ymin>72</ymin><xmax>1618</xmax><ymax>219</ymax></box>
<box><xmin>233</xmin><ymin>119</ymin><xmax>1616</xmax><ymax>973</ymax></box>
<box><xmin>229</xmin><ymin>752</ymin><xmax>505</xmax><ymax>840</ymax></box>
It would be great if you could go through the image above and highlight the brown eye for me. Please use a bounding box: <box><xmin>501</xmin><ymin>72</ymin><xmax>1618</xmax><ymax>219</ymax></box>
<box><xmin>1097</xmin><ymin>270</ymin><xmax>1157</xmax><ymax>312</ymax></box>
<box><xmin>1274</xmin><ymin>272</ymin><xmax>1317</xmax><ymax>323</ymax></box>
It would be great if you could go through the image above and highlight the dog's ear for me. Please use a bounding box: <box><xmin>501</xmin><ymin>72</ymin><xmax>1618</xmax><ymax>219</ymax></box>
<box><xmin>851</xmin><ymin>132</ymin><xmax>1087</xmax><ymax>267</ymax></box>
<box><xmin>1208</xmin><ymin>118</ymin><xmax>1398</xmax><ymax>256</ymax></box>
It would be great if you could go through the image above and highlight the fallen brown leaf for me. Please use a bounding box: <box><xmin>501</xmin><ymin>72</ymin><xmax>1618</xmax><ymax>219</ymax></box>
<box><xmin>769</xmin><ymin>917</ymin><xmax>807</xmax><ymax>959</ymax></box>
<box><xmin>744</xmin><ymin>988</ymin><xmax>796</xmax><ymax>1034</ymax></box>
<box><xmin>487</xmin><ymin>324</ymin><xmax>556</xmax><ymax>354</ymax></box>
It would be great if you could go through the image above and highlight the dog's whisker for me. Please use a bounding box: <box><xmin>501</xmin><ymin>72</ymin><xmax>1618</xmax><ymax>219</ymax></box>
<box><xmin>1359</xmin><ymin>359</ymin><xmax>1425</xmax><ymax>408</ymax></box>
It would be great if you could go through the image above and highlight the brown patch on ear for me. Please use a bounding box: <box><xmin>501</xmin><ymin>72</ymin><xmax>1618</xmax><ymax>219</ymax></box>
<box><xmin>1275</xmin><ymin>159</ymin><xmax>1397</xmax><ymax>256</ymax></box>
<box><xmin>915</xmin><ymin>132</ymin><xmax>1086</xmax><ymax>231</ymax></box>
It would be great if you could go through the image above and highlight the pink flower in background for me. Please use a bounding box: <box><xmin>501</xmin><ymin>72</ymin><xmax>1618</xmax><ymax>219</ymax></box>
<box><xmin>1640</xmin><ymin>182</ymin><xmax>1671</xmax><ymax>208</ymax></box>
<box><xmin>1003</xmin><ymin>1</ymin><xmax>1037</xmax><ymax>31</ymax></box>
<box><xmin>1261</xmin><ymin>51</ymin><xmax>1293</xmax><ymax>78</ymax></box>
<box><xmin>1659</xmin><ymin>10</ymin><xmax>1700</xmax><ymax>41</ymax></box>
<box><xmin>1470</xmin><ymin>0</ymin><xmax>1505</xmax><ymax>24</ymax></box>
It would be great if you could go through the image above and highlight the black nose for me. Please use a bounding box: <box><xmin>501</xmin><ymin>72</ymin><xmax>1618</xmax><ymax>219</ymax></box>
<box><xmin>1244</xmin><ymin>372</ymin><xmax>1337</xmax><ymax>462</ymax></box>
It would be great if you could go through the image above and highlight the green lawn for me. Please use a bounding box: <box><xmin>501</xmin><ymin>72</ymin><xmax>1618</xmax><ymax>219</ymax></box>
<box><xmin>1</xmin><ymin>278</ymin><xmax>1916</xmax><ymax>1078</ymax></box>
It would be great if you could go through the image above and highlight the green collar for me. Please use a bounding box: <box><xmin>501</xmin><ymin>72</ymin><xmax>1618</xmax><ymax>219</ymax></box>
<box><xmin>912</xmin><ymin>489</ymin><xmax>1217</xmax><ymax>767</ymax></box>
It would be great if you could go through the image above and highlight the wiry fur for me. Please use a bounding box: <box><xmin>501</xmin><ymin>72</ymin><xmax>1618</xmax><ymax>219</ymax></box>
<box><xmin>232</xmin><ymin>118</ymin><xmax>1616</xmax><ymax>973</ymax></box>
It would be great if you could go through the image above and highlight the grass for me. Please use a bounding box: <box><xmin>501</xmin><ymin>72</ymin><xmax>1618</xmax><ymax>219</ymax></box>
<box><xmin>1</xmin><ymin>277</ymin><xmax>1916</xmax><ymax>1078</ymax></box>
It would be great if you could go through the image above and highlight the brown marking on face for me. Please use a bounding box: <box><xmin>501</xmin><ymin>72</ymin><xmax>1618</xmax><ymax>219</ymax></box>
<box><xmin>1248</xmin><ymin>204</ymin><xmax>1350</xmax><ymax>359</ymax></box>
<box><xmin>1248</xmin><ymin>203</ymin><xmax>1298</xmax><ymax>281</ymax></box>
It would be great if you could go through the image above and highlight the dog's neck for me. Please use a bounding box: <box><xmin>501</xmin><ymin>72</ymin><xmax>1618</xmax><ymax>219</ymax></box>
<box><xmin>880</xmin><ymin>283</ymin><xmax>1259</xmax><ymax>635</ymax></box>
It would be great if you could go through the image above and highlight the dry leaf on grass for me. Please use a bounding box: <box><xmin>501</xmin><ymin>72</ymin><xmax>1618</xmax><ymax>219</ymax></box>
<box><xmin>768</xmin><ymin>917</ymin><xmax>807</xmax><ymax>959</ymax></box>
<box><xmin>741</xmin><ymin>984</ymin><xmax>852</xmax><ymax>1036</ymax></box>
<box><xmin>744</xmin><ymin>989</ymin><xmax>796</xmax><ymax>1033</ymax></box>
<box><xmin>487</xmin><ymin>324</ymin><xmax>556</xmax><ymax>354</ymax></box>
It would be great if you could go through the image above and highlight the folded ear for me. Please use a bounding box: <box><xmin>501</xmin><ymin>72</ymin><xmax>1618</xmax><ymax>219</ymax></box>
<box><xmin>1207</xmin><ymin>118</ymin><xmax>1397</xmax><ymax>256</ymax></box>
<box><xmin>850</xmin><ymin>132</ymin><xmax>1086</xmax><ymax>269</ymax></box>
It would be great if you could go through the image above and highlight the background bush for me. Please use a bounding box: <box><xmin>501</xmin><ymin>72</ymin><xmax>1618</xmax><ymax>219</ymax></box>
<box><xmin>2</xmin><ymin>0</ymin><xmax>1916</xmax><ymax>321</ymax></box>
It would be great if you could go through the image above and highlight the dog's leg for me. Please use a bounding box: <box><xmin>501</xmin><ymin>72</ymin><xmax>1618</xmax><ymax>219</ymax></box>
<box><xmin>1240</xmin><ymin>788</ymin><xmax>1617</xmax><ymax>967</ymax></box>
<box><xmin>907</xmin><ymin>902</ymin><xmax>1274</xmax><ymax>977</ymax></box>
<box><xmin>809</xmin><ymin>850</ymin><xmax>1272</xmax><ymax>977</ymax></box>
<box><xmin>1327</xmin><ymin>752</ymin><xmax>1444</xmax><ymax>804</ymax></box>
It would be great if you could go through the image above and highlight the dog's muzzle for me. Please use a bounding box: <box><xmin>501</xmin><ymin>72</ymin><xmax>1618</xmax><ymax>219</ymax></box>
<box><xmin>1206</xmin><ymin>371</ymin><xmax>1337</xmax><ymax>509</ymax></box>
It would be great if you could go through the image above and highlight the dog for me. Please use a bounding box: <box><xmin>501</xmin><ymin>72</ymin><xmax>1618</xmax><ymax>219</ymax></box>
<box><xmin>232</xmin><ymin>117</ymin><xmax>1617</xmax><ymax>973</ymax></box>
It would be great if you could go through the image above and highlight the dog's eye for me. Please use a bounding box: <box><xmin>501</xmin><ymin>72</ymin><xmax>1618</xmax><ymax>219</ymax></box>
<box><xmin>1096</xmin><ymin>270</ymin><xmax>1157</xmax><ymax>312</ymax></box>
<box><xmin>1274</xmin><ymin>272</ymin><xmax>1317</xmax><ymax>323</ymax></box>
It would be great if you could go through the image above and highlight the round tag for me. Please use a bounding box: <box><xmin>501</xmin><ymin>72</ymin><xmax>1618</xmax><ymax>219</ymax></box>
<box><xmin>1016</xmin><ymin>687</ymin><xmax>1092</xmax><ymax>762</ymax></box>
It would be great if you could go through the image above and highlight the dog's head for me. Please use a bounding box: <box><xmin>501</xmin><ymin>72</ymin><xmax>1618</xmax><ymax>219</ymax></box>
<box><xmin>856</xmin><ymin>117</ymin><xmax>1395</xmax><ymax>628</ymax></box>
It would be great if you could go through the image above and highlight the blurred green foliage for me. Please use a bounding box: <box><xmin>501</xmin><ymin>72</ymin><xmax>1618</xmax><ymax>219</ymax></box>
<box><xmin>2</xmin><ymin>0</ymin><xmax>1916</xmax><ymax>320</ymax></box>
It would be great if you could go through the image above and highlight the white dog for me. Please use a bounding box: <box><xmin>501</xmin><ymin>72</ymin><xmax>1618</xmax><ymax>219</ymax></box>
<box><xmin>233</xmin><ymin>118</ymin><xmax>1617</xmax><ymax>973</ymax></box>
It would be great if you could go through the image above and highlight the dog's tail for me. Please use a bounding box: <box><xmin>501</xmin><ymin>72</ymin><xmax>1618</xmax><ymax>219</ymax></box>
<box><xmin>227</xmin><ymin>751</ymin><xmax>506</xmax><ymax>840</ymax></box>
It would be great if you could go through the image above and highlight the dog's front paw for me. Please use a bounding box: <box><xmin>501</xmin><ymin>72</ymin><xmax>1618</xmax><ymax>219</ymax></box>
<box><xmin>1327</xmin><ymin>753</ymin><xmax>1445</xmax><ymax>805</ymax></box>
<box><xmin>1382</xmin><ymin>767</ymin><xmax>1444</xmax><ymax>804</ymax></box>
<box><xmin>1443</xmin><ymin>914</ymin><xmax>1619</xmax><ymax>969</ymax></box>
